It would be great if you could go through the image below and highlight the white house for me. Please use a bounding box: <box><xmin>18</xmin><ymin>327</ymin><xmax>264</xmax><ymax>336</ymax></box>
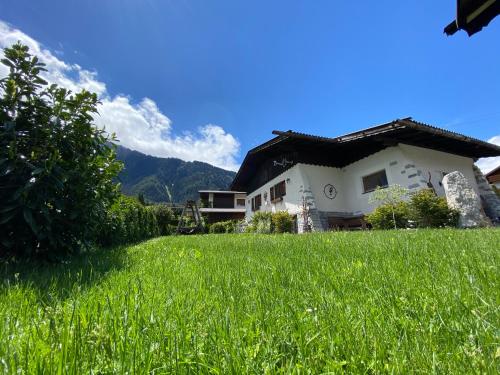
<box><xmin>230</xmin><ymin>118</ymin><xmax>500</xmax><ymax>231</ymax></box>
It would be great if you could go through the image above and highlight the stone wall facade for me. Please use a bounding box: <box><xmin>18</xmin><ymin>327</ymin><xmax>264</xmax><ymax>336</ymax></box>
<box><xmin>473</xmin><ymin>165</ymin><xmax>500</xmax><ymax>224</ymax></box>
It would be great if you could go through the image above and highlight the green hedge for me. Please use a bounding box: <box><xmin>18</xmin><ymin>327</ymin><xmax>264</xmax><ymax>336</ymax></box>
<box><xmin>96</xmin><ymin>196</ymin><xmax>160</xmax><ymax>246</ymax></box>
<box><xmin>148</xmin><ymin>204</ymin><xmax>177</xmax><ymax>236</ymax></box>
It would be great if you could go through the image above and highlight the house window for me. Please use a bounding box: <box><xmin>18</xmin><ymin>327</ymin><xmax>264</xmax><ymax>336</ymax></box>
<box><xmin>270</xmin><ymin>180</ymin><xmax>286</xmax><ymax>202</ymax></box>
<box><xmin>236</xmin><ymin>198</ymin><xmax>246</xmax><ymax>207</ymax></box>
<box><xmin>251</xmin><ymin>194</ymin><xmax>262</xmax><ymax>211</ymax></box>
<box><xmin>362</xmin><ymin>170</ymin><xmax>388</xmax><ymax>193</ymax></box>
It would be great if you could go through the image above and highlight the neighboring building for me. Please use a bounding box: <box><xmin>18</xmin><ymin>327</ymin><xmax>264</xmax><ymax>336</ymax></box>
<box><xmin>198</xmin><ymin>190</ymin><xmax>246</xmax><ymax>223</ymax></box>
<box><xmin>230</xmin><ymin>118</ymin><xmax>500</xmax><ymax>232</ymax></box>
<box><xmin>486</xmin><ymin>165</ymin><xmax>500</xmax><ymax>189</ymax></box>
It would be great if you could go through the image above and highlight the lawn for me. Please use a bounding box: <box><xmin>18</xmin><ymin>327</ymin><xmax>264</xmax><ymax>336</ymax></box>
<box><xmin>0</xmin><ymin>230</ymin><xmax>499</xmax><ymax>374</ymax></box>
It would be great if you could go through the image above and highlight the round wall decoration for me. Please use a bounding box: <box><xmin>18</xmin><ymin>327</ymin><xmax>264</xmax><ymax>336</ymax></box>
<box><xmin>324</xmin><ymin>184</ymin><xmax>337</xmax><ymax>199</ymax></box>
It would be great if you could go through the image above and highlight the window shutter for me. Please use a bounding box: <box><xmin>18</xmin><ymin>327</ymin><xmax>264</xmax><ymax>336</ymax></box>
<box><xmin>270</xmin><ymin>180</ymin><xmax>286</xmax><ymax>202</ymax></box>
<box><xmin>279</xmin><ymin>180</ymin><xmax>286</xmax><ymax>197</ymax></box>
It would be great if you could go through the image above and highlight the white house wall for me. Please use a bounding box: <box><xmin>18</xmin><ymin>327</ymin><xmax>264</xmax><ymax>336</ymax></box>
<box><xmin>245</xmin><ymin>164</ymin><xmax>305</xmax><ymax>220</ymax></box>
<box><xmin>301</xmin><ymin>164</ymin><xmax>347</xmax><ymax>212</ymax></box>
<box><xmin>340</xmin><ymin>146</ymin><xmax>412</xmax><ymax>214</ymax></box>
<box><xmin>399</xmin><ymin>144</ymin><xmax>478</xmax><ymax>196</ymax></box>
<box><xmin>245</xmin><ymin>147</ymin><xmax>426</xmax><ymax>220</ymax></box>
<box><xmin>244</xmin><ymin>144</ymin><xmax>479</xmax><ymax>229</ymax></box>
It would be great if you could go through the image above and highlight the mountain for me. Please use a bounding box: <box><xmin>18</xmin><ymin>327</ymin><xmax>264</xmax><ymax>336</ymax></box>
<box><xmin>115</xmin><ymin>146</ymin><xmax>236</xmax><ymax>203</ymax></box>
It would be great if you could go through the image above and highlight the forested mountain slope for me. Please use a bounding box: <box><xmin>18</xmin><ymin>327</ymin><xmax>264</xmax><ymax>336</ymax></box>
<box><xmin>116</xmin><ymin>146</ymin><xmax>236</xmax><ymax>203</ymax></box>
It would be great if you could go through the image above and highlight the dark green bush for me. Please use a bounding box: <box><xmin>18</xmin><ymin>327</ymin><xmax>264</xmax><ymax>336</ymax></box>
<box><xmin>96</xmin><ymin>195</ymin><xmax>159</xmax><ymax>247</ymax></box>
<box><xmin>271</xmin><ymin>211</ymin><xmax>294</xmax><ymax>233</ymax></box>
<box><xmin>0</xmin><ymin>43</ymin><xmax>122</xmax><ymax>259</ymax></box>
<box><xmin>366</xmin><ymin>202</ymin><xmax>411</xmax><ymax>230</ymax></box>
<box><xmin>409</xmin><ymin>189</ymin><xmax>459</xmax><ymax>228</ymax></box>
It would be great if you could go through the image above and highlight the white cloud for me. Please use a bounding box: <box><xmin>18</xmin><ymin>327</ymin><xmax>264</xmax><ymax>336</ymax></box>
<box><xmin>476</xmin><ymin>135</ymin><xmax>500</xmax><ymax>174</ymax></box>
<box><xmin>0</xmin><ymin>20</ymin><xmax>240</xmax><ymax>171</ymax></box>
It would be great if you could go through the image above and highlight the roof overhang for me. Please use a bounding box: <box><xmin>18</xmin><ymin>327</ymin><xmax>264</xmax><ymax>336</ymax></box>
<box><xmin>444</xmin><ymin>0</ymin><xmax>499</xmax><ymax>36</ymax></box>
<box><xmin>485</xmin><ymin>165</ymin><xmax>500</xmax><ymax>182</ymax></box>
<box><xmin>230</xmin><ymin>117</ymin><xmax>500</xmax><ymax>192</ymax></box>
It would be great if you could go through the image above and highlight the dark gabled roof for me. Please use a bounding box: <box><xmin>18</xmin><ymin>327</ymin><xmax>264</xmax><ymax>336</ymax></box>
<box><xmin>230</xmin><ymin>117</ymin><xmax>500</xmax><ymax>191</ymax></box>
<box><xmin>444</xmin><ymin>0</ymin><xmax>499</xmax><ymax>36</ymax></box>
<box><xmin>485</xmin><ymin>165</ymin><xmax>500</xmax><ymax>178</ymax></box>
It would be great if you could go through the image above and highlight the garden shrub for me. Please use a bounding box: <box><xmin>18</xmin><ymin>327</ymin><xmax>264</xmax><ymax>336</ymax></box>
<box><xmin>271</xmin><ymin>211</ymin><xmax>294</xmax><ymax>233</ymax></box>
<box><xmin>409</xmin><ymin>189</ymin><xmax>459</xmax><ymax>228</ymax></box>
<box><xmin>246</xmin><ymin>211</ymin><xmax>294</xmax><ymax>234</ymax></box>
<box><xmin>245</xmin><ymin>223</ymin><xmax>256</xmax><ymax>233</ymax></box>
<box><xmin>209</xmin><ymin>220</ymin><xmax>236</xmax><ymax>234</ymax></box>
<box><xmin>208</xmin><ymin>222</ymin><xmax>223</xmax><ymax>234</ymax></box>
<box><xmin>223</xmin><ymin>221</ymin><xmax>236</xmax><ymax>233</ymax></box>
<box><xmin>366</xmin><ymin>201</ymin><xmax>410</xmax><ymax>230</ymax></box>
<box><xmin>250</xmin><ymin>211</ymin><xmax>273</xmax><ymax>233</ymax></box>
<box><xmin>366</xmin><ymin>188</ymin><xmax>460</xmax><ymax>230</ymax></box>
<box><xmin>234</xmin><ymin>220</ymin><xmax>248</xmax><ymax>233</ymax></box>
<box><xmin>209</xmin><ymin>222</ymin><xmax>226</xmax><ymax>234</ymax></box>
<box><xmin>0</xmin><ymin>43</ymin><xmax>122</xmax><ymax>259</ymax></box>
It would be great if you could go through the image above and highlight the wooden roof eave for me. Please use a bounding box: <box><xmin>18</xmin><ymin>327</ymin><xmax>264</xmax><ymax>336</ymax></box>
<box><xmin>485</xmin><ymin>165</ymin><xmax>500</xmax><ymax>178</ymax></box>
<box><xmin>399</xmin><ymin>118</ymin><xmax>499</xmax><ymax>150</ymax></box>
<box><xmin>230</xmin><ymin>118</ymin><xmax>500</xmax><ymax>191</ymax></box>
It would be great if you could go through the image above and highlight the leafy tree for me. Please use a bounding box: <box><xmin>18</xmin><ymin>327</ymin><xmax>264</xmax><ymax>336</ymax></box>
<box><xmin>0</xmin><ymin>43</ymin><xmax>122</xmax><ymax>259</ymax></box>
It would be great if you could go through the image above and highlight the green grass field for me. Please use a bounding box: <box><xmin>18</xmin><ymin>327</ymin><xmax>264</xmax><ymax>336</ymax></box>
<box><xmin>0</xmin><ymin>230</ymin><xmax>499</xmax><ymax>374</ymax></box>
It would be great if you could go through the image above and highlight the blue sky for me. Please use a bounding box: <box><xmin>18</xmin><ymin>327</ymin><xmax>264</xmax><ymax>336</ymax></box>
<box><xmin>0</xmin><ymin>0</ymin><xmax>499</xmax><ymax>171</ymax></box>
